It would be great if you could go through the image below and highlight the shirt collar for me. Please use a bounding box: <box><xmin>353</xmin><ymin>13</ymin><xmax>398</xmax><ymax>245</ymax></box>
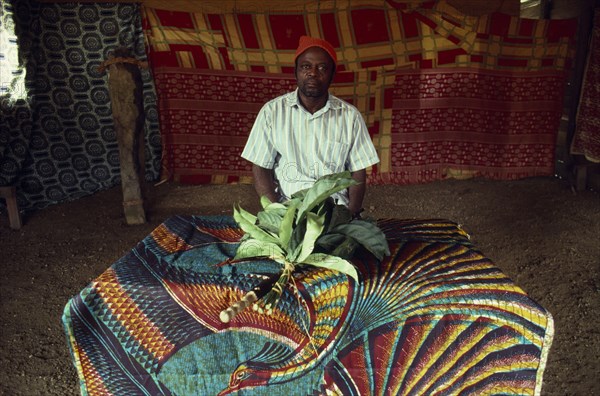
<box><xmin>285</xmin><ymin>88</ymin><xmax>343</xmax><ymax>112</ymax></box>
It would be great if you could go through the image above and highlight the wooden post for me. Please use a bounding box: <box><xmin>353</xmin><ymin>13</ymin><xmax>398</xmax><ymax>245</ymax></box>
<box><xmin>0</xmin><ymin>186</ymin><xmax>22</xmax><ymax>229</ymax></box>
<box><xmin>102</xmin><ymin>48</ymin><xmax>147</xmax><ymax>225</ymax></box>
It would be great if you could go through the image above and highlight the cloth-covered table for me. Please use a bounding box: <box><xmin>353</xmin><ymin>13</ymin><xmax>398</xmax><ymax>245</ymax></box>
<box><xmin>63</xmin><ymin>215</ymin><xmax>553</xmax><ymax>395</ymax></box>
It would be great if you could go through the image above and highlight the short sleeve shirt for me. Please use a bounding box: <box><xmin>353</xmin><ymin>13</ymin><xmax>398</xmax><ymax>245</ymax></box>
<box><xmin>241</xmin><ymin>89</ymin><xmax>379</xmax><ymax>205</ymax></box>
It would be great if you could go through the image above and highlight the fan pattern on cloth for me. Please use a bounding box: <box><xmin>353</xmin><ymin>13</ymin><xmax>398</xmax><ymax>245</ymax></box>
<box><xmin>63</xmin><ymin>215</ymin><xmax>553</xmax><ymax>395</ymax></box>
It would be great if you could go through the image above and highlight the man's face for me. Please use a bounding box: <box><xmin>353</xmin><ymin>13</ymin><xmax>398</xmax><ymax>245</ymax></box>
<box><xmin>295</xmin><ymin>47</ymin><xmax>335</xmax><ymax>99</ymax></box>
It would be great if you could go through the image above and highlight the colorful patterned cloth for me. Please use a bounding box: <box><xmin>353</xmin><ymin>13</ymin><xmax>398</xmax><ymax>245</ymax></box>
<box><xmin>141</xmin><ymin>0</ymin><xmax>577</xmax><ymax>185</ymax></box>
<box><xmin>63</xmin><ymin>215</ymin><xmax>553</xmax><ymax>395</ymax></box>
<box><xmin>571</xmin><ymin>8</ymin><xmax>600</xmax><ymax>163</ymax></box>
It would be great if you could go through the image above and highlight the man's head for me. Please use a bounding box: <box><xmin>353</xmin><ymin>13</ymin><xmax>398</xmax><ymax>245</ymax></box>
<box><xmin>294</xmin><ymin>36</ymin><xmax>336</xmax><ymax>99</ymax></box>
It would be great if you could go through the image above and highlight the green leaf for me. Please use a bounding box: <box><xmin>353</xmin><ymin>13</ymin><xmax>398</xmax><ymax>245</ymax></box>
<box><xmin>290</xmin><ymin>189</ymin><xmax>307</xmax><ymax>200</ymax></box>
<box><xmin>233</xmin><ymin>204</ymin><xmax>279</xmax><ymax>245</ymax></box>
<box><xmin>316</xmin><ymin>234</ymin><xmax>358</xmax><ymax>259</ymax></box>
<box><xmin>262</xmin><ymin>201</ymin><xmax>287</xmax><ymax>214</ymax></box>
<box><xmin>296</xmin><ymin>211</ymin><xmax>326</xmax><ymax>262</ymax></box>
<box><xmin>234</xmin><ymin>239</ymin><xmax>285</xmax><ymax>260</ymax></box>
<box><xmin>295</xmin><ymin>172</ymin><xmax>359</xmax><ymax>225</ymax></box>
<box><xmin>284</xmin><ymin>196</ymin><xmax>303</xmax><ymax>208</ymax></box>
<box><xmin>326</xmin><ymin>204</ymin><xmax>352</xmax><ymax>232</ymax></box>
<box><xmin>279</xmin><ymin>199</ymin><xmax>299</xmax><ymax>248</ymax></box>
<box><xmin>288</xmin><ymin>220</ymin><xmax>306</xmax><ymax>261</ymax></box>
<box><xmin>329</xmin><ymin>220</ymin><xmax>390</xmax><ymax>260</ymax></box>
<box><xmin>331</xmin><ymin>237</ymin><xmax>359</xmax><ymax>260</ymax></box>
<box><xmin>231</xmin><ymin>172</ymin><xmax>390</xmax><ymax>292</ymax></box>
<box><xmin>314</xmin><ymin>200</ymin><xmax>328</xmax><ymax>217</ymax></box>
<box><xmin>257</xmin><ymin>211</ymin><xmax>283</xmax><ymax>234</ymax></box>
<box><xmin>260</xmin><ymin>195</ymin><xmax>273</xmax><ymax>209</ymax></box>
<box><xmin>234</xmin><ymin>203</ymin><xmax>257</xmax><ymax>224</ymax></box>
<box><xmin>315</xmin><ymin>233</ymin><xmax>346</xmax><ymax>252</ymax></box>
<box><xmin>301</xmin><ymin>253</ymin><xmax>359</xmax><ymax>281</ymax></box>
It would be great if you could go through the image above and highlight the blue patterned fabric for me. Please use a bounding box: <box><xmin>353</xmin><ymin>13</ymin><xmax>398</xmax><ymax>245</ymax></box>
<box><xmin>0</xmin><ymin>0</ymin><xmax>161</xmax><ymax>211</ymax></box>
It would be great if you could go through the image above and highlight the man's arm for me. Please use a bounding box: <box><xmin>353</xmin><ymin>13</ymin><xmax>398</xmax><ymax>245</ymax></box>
<box><xmin>252</xmin><ymin>164</ymin><xmax>281</xmax><ymax>203</ymax></box>
<box><xmin>348</xmin><ymin>169</ymin><xmax>367</xmax><ymax>217</ymax></box>
<box><xmin>345</xmin><ymin>110</ymin><xmax>378</xmax><ymax>217</ymax></box>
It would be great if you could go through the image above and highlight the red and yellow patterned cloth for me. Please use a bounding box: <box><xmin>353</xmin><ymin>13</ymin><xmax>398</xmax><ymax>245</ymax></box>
<box><xmin>571</xmin><ymin>8</ymin><xmax>600</xmax><ymax>163</ymax></box>
<box><xmin>141</xmin><ymin>0</ymin><xmax>577</xmax><ymax>184</ymax></box>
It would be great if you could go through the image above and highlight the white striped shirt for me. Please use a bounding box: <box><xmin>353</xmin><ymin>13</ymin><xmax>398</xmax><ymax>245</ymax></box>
<box><xmin>241</xmin><ymin>89</ymin><xmax>379</xmax><ymax>205</ymax></box>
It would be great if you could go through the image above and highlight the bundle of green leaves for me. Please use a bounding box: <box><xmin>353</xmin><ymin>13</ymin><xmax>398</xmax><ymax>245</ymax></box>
<box><xmin>230</xmin><ymin>171</ymin><xmax>390</xmax><ymax>316</ymax></box>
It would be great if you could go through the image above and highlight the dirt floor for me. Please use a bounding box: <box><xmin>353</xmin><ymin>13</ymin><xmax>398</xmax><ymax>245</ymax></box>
<box><xmin>0</xmin><ymin>176</ymin><xmax>599</xmax><ymax>396</ymax></box>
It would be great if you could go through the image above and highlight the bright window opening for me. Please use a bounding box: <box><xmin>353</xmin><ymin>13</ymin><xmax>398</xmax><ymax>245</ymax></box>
<box><xmin>0</xmin><ymin>6</ymin><xmax>27</xmax><ymax>103</ymax></box>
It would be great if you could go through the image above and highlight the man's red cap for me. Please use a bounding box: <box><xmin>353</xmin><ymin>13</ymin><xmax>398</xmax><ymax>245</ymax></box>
<box><xmin>294</xmin><ymin>35</ymin><xmax>337</xmax><ymax>64</ymax></box>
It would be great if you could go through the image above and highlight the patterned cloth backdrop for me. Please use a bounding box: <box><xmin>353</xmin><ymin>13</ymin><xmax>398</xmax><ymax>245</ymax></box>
<box><xmin>571</xmin><ymin>8</ymin><xmax>600</xmax><ymax>163</ymax></box>
<box><xmin>142</xmin><ymin>0</ymin><xmax>577</xmax><ymax>185</ymax></box>
<box><xmin>0</xmin><ymin>0</ymin><xmax>161</xmax><ymax>211</ymax></box>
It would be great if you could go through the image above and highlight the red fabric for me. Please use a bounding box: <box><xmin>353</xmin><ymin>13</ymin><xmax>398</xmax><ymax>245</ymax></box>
<box><xmin>571</xmin><ymin>8</ymin><xmax>600</xmax><ymax>163</ymax></box>
<box><xmin>142</xmin><ymin>2</ymin><xmax>577</xmax><ymax>184</ymax></box>
<box><xmin>153</xmin><ymin>68</ymin><xmax>296</xmax><ymax>183</ymax></box>
<box><xmin>380</xmin><ymin>68</ymin><xmax>566</xmax><ymax>183</ymax></box>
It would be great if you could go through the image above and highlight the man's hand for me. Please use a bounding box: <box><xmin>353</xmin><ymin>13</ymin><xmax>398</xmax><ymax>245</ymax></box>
<box><xmin>348</xmin><ymin>169</ymin><xmax>367</xmax><ymax>217</ymax></box>
<box><xmin>252</xmin><ymin>164</ymin><xmax>281</xmax><ymax>203</ymax></box>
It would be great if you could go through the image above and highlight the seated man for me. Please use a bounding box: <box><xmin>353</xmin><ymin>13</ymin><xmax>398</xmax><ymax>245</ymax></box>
<box><xmin>241</xmin><ymin>35</ymin><xmax>379</xmax><ymax>218</ymax></box>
